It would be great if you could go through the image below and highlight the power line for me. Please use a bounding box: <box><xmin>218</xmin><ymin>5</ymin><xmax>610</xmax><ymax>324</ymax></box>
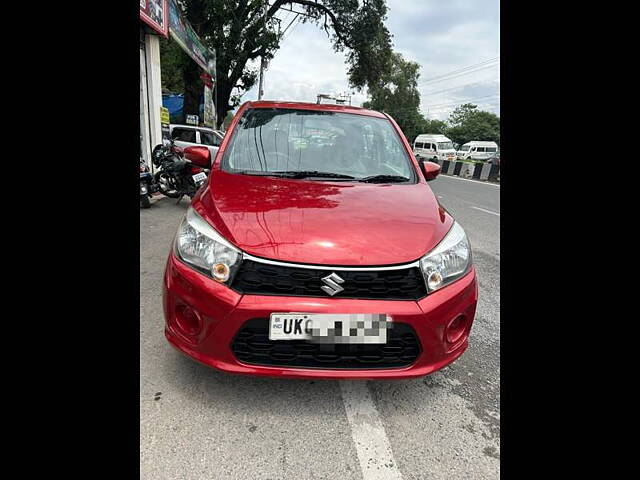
<box><xmin>419</xmin><ymin>63</ymin><xmax>499</xmax><ymax>86</ymax></box>
<box><xmin>427</xmin><ymin>103</ymin><xmax>500</xmax><ymax>113</ymax></box>
<box><xmin>424</xmin><ymin>93</ymin><xmax>500</xmax><ymax>109</ymax></box>
<box><xmin>422</xmin><ymin>78</ymin><xmax>499</xmax><ymax>97</ymax></box>
<box><xmin>426</xmin><ymin>104</ymin><xmax>501</xmax><ymax>116</ymax></box>
<box><xmin>419</xmin><ymin>57</ymin><xmax>499</xmax><ymax>84</ymax></box>
<box><xmin>281</xmin><ymin>14</ymin><xmax>300</xmax><ymax>41</ymax></box>
<box><xmin>419</xmin><ymin>64</ymin><xmax>499</xmax><ymax>88</ymax></box>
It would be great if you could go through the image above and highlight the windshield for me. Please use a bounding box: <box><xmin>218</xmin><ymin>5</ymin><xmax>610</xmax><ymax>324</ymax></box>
<box><xmin>459</xmin><ymin>145</ymin><xmax>470</xmax><ymax>151</ymax></box>
<box><xmin>437</xmin><ymin>142</ymin><xmax>453</xmax><ymax>150</ymax></box>
<box><xmin>221</xmin><ymin>108</ymin><xmax>416</xmax><ymax>182</ymax></box>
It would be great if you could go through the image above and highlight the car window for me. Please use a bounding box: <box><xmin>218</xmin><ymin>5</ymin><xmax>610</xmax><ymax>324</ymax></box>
<box><xmin>476</xmin><ymin>147</ymin><xmax>485</xmax><ymax>152</ymax></box>
<box><xmin>486</xmin><ymin>147</ymin><xmax>497</xmax><ymax>152</ymax></box>
<box><xmin>222</xmin><ymin>108</ymin><xmax>416</xmax><ymax>181</ymax></box>
<box><xmin>200</xmin><ymin>130</ymin><xmax>221</xmax><ymax>147</ymax></box>
<box><xmin>415</xmin><ymin>142</ymin><xmax>423</xmax><ymax>149</ymax></box>
<box><xmin>172</xmin><ymin>128</ymin><xmax>196</xmax><ymax>143</ymax></box>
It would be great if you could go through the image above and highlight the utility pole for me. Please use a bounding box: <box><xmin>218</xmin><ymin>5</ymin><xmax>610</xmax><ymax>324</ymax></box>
<box><xmin>258</xmin><ymin>1</ymin><xmax>267</xmax><ymax>100</ymax></box>
<box><xmin>258</xmin><ymin>57</ymin><xmax>265</xmax><ymax>100</ymax></box>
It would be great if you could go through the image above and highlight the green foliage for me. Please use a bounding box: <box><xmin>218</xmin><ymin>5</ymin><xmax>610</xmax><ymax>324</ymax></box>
<box><xmin>445</xmin><ymin>103</ymin><xmax>500</xmax><ymax>146</ymax></box>
<box><xmin>363</xmin><ymin>52</ymin><xmax>424</xmax><ymax>143</ymax></box>
<box><xmin>222</xmin><ymin>110</ymin><xmax>235</xmax><ymax>130</ymax></box>
<box><xmin>159</xmin><ymin>37</ymin><xmax>188</xmax><ymax>94</ymax></box>
<box><xmin>417</xmin><ymin>118</ymin><xmax>448</xmax><ymax>137</ymax></box>
<box><xmin>170</xmin><ymin>1</ymin><xmax>394</xmax><ymax>128</ymax></box>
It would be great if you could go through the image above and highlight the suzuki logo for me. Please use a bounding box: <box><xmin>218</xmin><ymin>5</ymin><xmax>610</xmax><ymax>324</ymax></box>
<box><xmin>321</xmin><ymin>273</ymin><xmax>345</xmax><ymax>296</ymax></box>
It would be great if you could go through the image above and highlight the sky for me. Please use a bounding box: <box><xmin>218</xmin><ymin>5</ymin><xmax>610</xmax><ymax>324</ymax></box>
<box><xmin>241</xmin><ymin>0</ymin><xmax>499</xmax><ymax>121</ymax></box>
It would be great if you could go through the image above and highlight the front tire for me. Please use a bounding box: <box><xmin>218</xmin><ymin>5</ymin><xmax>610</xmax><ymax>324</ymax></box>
<box><xmin>155</xmin><ymin>171</ymin><xmax>181</xmax><ymax>198</ymax></box>
<box><xmin>140</xmin><ymin>194</ymin><xmax>151</xmax><ymax>209</ymax></box>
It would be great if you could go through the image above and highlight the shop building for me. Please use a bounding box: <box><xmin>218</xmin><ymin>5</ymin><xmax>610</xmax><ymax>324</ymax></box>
<box><xmin>140</xmin><ymin>1</ymin><xmax>168</xmax><ymax>168</ymax></box>
<box><xmin>140</xmin><ymin>0</ymin><xmax>216</xmax><ymax>169</ymax></box>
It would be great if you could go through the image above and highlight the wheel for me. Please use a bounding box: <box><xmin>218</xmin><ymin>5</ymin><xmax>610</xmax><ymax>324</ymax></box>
<box><xmin>154</xmin><ymin>171</ymin><xmax>181</xmax><ymax>198</ymax></box>
<box><xmin>140</xmin><ymin>194</ymin><xmax>151</xmax><ymax>209</ymax></box>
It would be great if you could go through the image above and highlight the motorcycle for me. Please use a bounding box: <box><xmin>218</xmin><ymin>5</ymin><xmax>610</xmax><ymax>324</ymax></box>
<box><xmin>140</xmin><ymin>159</ymin><xmax>156</xmax><ymax>208</ymax></box>
<box><xmin>151</xmin><ymin>138</ymin><xmax>209</xmax><ymax>203</ymax></box>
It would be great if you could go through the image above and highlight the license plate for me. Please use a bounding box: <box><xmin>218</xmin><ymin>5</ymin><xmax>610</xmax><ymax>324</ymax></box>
<box><xmin>192</xmin><ymin>172</ymin><xmax>207</xmax><ymax>183</ymax></box>
<box><xmin>269</xmin><ymin>313</ymin><xmax>390</xmax><ymax>344</ymax></box>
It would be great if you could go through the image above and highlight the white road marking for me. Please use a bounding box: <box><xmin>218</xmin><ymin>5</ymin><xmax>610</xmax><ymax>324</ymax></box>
<box><xmin>471</xmin><ymin>206</ymin><xmax>500</xmax><ymax>216</ymax></box>
<box><xmin>340</xmin><ymin>381</ymin><xmax>402</xmax><ymax>480</ymax></box>
<box><xmin>439</xmin><ymin>175</ymin><xmax>500</xmax><ymax>187</ymax></box>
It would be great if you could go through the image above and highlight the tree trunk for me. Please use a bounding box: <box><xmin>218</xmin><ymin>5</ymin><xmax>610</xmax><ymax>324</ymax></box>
<box><xmin>215</xmin><ymin>79</ymin><xmax>233</xmax><ymax>130</ymax></box>
<box><xmin>182</xmin><ymin>61</ymin><xmax>202</xmax><ymax>124</ymax></box>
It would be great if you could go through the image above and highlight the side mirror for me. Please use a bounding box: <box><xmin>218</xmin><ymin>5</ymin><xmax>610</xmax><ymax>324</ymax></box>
<box><xmin>184</xmin><ymin>146</ymin><xmax>211</xmax><ymax>168</ymax></box>
<box><xmin>420</xmin><ymin>160</ymin><xmax>441</xmax><ymax>181</ymax></box>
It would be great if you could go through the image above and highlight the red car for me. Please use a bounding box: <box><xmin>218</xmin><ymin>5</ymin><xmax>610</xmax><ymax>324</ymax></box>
<box><xmin>163</xmin><ymin>100</ymin><xmax>478</xmax><ymax>379</ymax></box>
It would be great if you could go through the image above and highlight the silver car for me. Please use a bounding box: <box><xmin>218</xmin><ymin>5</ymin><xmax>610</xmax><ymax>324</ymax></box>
<box><xmin>169</xmin><ymin>124</ymin><xmax>225</xmax><ymax>161</ymax></box>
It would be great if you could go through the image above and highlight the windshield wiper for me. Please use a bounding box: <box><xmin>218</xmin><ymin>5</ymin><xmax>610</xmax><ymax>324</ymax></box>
<box><xmin>236</xmin><ymin>170</ymin><xmax>287</xmax><ymax>177</ymax></box>
<box><xmin>274</xmin><ymin>171</ymin><xmax>356</xmax><ymax>179</ymax></box>
<box><xmin>240</xmin><ymin>170</ymin><xmax>356</xmax><ymax>180</ymax></box>
<box><xmin>358</xmin><ymin>174</ymin><xmax>410</xmax><ymax>183</ymax></box>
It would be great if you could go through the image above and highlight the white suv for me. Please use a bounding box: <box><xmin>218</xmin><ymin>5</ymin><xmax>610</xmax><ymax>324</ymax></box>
<box><xmin>169</xmin><ymin>124</ymin><xmax>225</xmax><ymax>160</ymax></box>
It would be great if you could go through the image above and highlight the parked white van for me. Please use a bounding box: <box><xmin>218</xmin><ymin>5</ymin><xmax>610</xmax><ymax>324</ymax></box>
<box><xmin>413</xmin><ymin>134</ymin><xmax>457</xmax><ymax>162</ymax></box>
<box><xmin>456</xmin><ymin>141</ymin><xmax>499</xmax><ymax>161</ymax></box>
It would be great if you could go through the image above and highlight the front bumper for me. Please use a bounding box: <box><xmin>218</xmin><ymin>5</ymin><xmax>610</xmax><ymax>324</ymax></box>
<box><xmin>163</xmin><ymin>253</ymin><xmax>478</xmax><ymax>379</ymax></box>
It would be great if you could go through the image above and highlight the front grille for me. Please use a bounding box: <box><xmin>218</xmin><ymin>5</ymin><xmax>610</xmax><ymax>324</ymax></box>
<box><xmin>231</xmin><ymin>319</ymin><xmax>421</xmax><ymax>369</ymax></box>
<box><xmin>230</xmin><ymin>260</ymin><xmax>427</xmax><ymax>300</ymax></box>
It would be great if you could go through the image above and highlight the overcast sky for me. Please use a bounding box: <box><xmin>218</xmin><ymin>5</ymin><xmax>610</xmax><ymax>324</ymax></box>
<box><xmin>241</xmin><ymin>0</ymin><xmax>499</xmax><ymax>121</ymax></box>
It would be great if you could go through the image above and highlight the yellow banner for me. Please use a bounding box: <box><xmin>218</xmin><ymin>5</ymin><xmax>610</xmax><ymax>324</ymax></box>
<box><xmin>160</xmin><ymin>106</ymin><xmax>170</xmax><ymax>126</ymax></box>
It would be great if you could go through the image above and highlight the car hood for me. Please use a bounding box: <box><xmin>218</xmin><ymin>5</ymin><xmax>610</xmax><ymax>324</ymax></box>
<box><xmin>196</xmin><ymin>171</ymin><xmax>454</xmax><ymax>266</ymax></box>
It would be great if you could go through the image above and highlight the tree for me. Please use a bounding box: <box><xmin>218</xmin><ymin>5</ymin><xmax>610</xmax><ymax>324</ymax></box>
<box><xmin>445</xmin><ymin>103</ymin><xmax>500</xmax><ymax>146</ymax></box>
<box><xmin>362</xmin><ymin>52</ymin><xmax>424</xmax><ymax>143</ymax></box>
<box><xmin>418</xmin><ymin>117</ymin><xmax>447</xmax><ymax>137</ymax></box>
<box><xmin>175</xmin><ymin>0</ymin><xmax>394</xmax><ymax>129</ymax></box>
<box><xmin>159</xmin><ymin>37</ymin><xmax>187</xmax><ymax>95</ymax></box>
<box><xmin>222</xmin><ymin>110</ymin><xmax>234</xmax><ymax>130</ymax></box>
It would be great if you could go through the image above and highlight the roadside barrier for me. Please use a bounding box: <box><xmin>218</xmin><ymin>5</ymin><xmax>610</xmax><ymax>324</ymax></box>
<box><xmin>424</xmin><ymin>156</ymin><xmax>500</xmax><ymax>183</ymax></box>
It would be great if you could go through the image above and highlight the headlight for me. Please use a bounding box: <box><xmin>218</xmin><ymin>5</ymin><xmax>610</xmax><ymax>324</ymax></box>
<box><xmin>175</xmin><ymin>207</ymin><xmax>242</xmax><ymax>283</ymax></box>
<box><xmin>420</xmin><ymin>222</ymin><xmax>472</xmax><ymax>292</ymax></box>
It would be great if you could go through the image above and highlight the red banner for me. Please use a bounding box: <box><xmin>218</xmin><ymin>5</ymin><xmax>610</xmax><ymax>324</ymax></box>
<box><xmin>200</xmin><ymin>72</ymin><xmax>213</xmax><ymax>88</ymax></box>
<box><xmin>140</xmin><ymin>0</ymin><xmax>169</xmax><ymax>37</ymax></box>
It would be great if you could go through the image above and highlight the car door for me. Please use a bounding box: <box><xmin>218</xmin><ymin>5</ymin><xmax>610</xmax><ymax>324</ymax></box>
<box><xmin>485</xmin><ymin>146</ymin><xmax>497</xmax><ymax>161</ymax></box>
<box><xmin>171</xmin><ymin>127</ymin><xmax>198</xmax><ymax>152</ymax></box>
<box><xmin>425</xmin><ymin>142</ymin><xmax>436</xmax><ymax>159</ymax></box>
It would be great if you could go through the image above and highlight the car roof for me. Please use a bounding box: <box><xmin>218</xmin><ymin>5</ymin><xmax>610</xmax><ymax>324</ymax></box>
<box><xmin>240</xmin><ymin>100</ymin><xmax>388</xmax><ymax>118</ymax></box>
<box><xmin>463</xmin><ymin>141</ymin><xmax>498</xmax><ymax>146</ymax></box>
<box><xmin>415</xmin><ymin>134</ymin><xmax>451</xmax><ymax>141</ymax></box>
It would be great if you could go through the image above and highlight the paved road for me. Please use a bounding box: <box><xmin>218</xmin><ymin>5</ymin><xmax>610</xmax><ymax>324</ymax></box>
<box><xmin>140</xmin><ymin>176</ymin><xmax>500</xmax><ymax>480</ymax></box>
